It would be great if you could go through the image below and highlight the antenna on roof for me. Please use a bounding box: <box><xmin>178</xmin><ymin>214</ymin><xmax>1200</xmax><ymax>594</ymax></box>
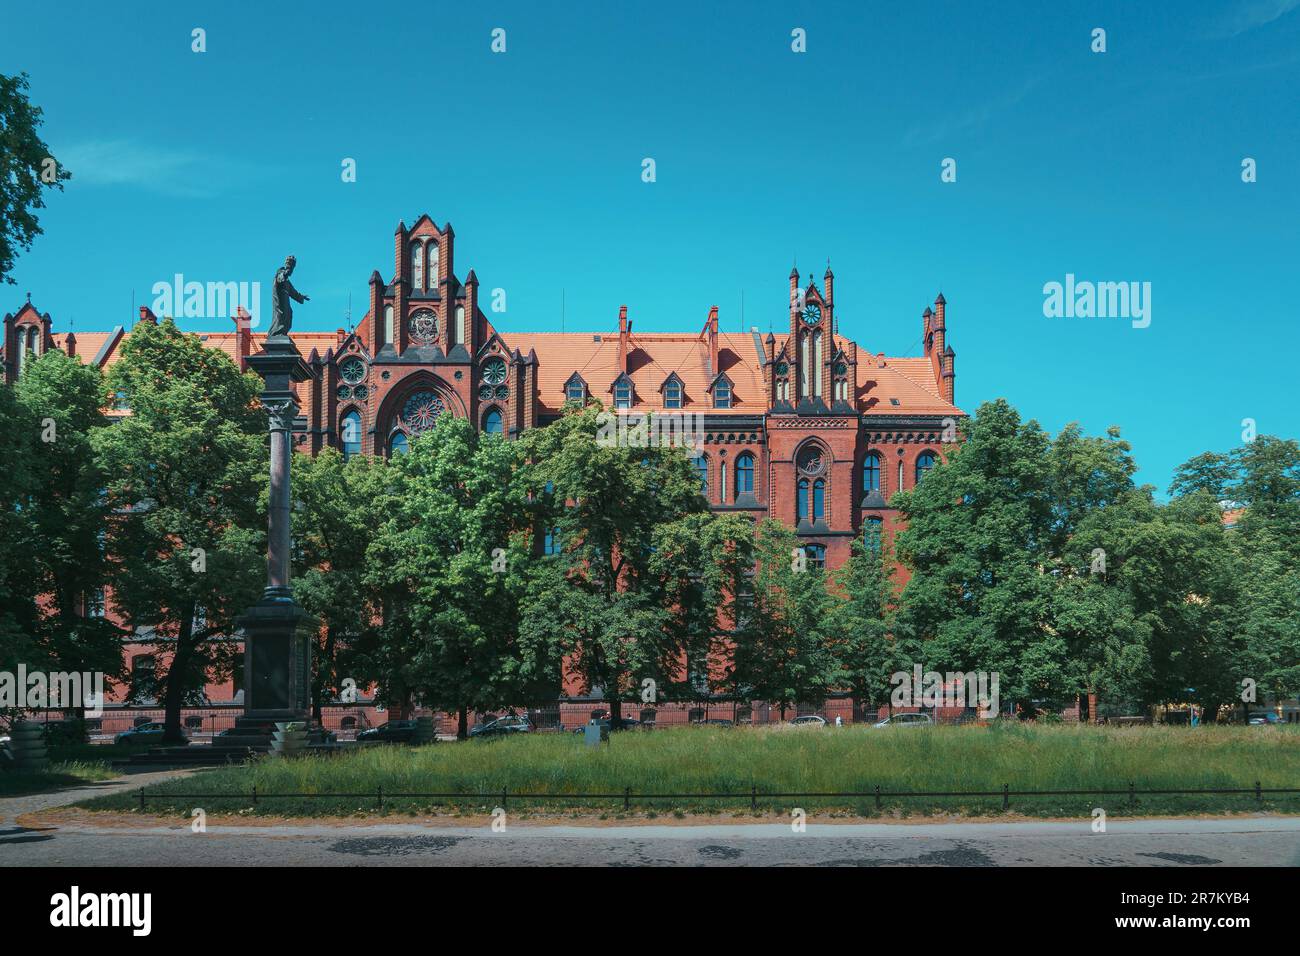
<box><xmin>345</xmin><ymin>293</ymin><xmax>353</xmax><ymax>333</ymax></box>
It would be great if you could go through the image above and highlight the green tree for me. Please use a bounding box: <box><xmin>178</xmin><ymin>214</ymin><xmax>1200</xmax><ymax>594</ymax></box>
<box><xmin>516</xmin><ymin>405</ymin><xmax>707</xmax><ymax>724</ymax></box>
<box><xmin>894</xmin><ymin>399</ymin><xmax>1070</xmax><ymax>715</ymax></box>
<box><xmin>13</xmin><ymin>350</ymin><xmax>122</xmax><ymax>698</ymax></box>
<box><xmin>726</xmin><ymin>521</ymin><xmax>839</xmax><ymax>721</ymax></box>
<box><xmin>0</xmin><ymin>382</ymin><xmax>39</xmax><ymax>693</ymax></box>
<box><xmin>828</xmin><ymin>535</ymin><xmax>905</xmax><ymax>717</ymax></box>
<box><xmin>92</xmin><ymin>318</ymin><xmax>266</xmax><ymax>742</ymax></box>
<box><xmin>291</xmin><ymin>448</ymin><xmax>392</xmax><ymax>722</ymax></box>
<box><xmin>366</xmin><ymin>417</ymin><xmax>544</xmax><ymax>737</ymax></box>
<box><xmin>0</xmin><ymin>72</ymin><xmax>70</xmax><ymax>285</ymax></box>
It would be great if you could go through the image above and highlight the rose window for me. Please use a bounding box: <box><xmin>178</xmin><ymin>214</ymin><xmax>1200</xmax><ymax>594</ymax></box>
<box><xmin>401</xmin><ymin>390</ymin><xmax>446</xmax><ymax>434</ymax></box>
<box><xmin>340</xmin><ymin>357</ymin><xmax>366</xmax><ymax>385</ymax></box>
<box><xmin>797</xmin><ymin>445</ymin><xmax>827</xmax><ymax>477</ymax></box>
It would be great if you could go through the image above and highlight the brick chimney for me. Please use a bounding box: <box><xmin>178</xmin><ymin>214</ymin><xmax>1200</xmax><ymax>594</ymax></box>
<box><xmin>617</xmin><ymin>305</ymin><xmax>630</xmax><ymax>374</ymax></box>
<box><xmin>138</xmin><ymin>305</ymin><xmax>158</xmax><ymax>325</ymax></box>
<box><xmin>232</xmin><ymin>306</ymin><xmax>253</xmax><ymax>370</ymax></box>
<box><xmin>64</xmin><ymin>330</ymin><xmax>77</xmax><ymax>358</ymax></box>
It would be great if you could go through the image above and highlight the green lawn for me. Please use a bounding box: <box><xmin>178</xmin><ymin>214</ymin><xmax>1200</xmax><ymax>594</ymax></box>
<box><xmin>79</xmin><ymin>723</ymin><xmax>1300</xmax><ymax>819</ymax></box>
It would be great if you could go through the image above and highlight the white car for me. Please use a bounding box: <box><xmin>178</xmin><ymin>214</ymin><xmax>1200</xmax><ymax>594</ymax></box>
<box><xmin>790</xmin><ymin>715</ymin><xmax>827</xmax><ymax>728</ymax></box>
<box><xmin>873</xmin><ymin>713</ymin><xmax>934</xmax><ymax>728</ymax></box>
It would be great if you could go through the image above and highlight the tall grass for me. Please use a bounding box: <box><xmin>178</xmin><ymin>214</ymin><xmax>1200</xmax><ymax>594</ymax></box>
<box><xmin>81</xmin><ymin>723</ymin><xmax>1300</xmax><ymax>819</ymax></box>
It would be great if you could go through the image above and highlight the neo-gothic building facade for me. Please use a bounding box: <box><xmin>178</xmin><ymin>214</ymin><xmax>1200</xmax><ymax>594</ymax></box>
<box><xmin>3</xmin><ymin>215</ymin><xmax>962</xmax><ymax>727</ymax></box>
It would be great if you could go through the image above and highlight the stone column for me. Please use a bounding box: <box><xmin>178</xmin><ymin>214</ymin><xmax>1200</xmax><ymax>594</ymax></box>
<box><xmin>227</xmin><ymin>338</ymin><xmax>318</xmax><ymax>745</ymax></box>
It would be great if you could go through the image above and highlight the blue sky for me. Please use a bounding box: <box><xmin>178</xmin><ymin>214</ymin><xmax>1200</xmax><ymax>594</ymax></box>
<box><xmin>3</xmin><ymin>0</ymin><xmax>1297</xmax><ymax>493</ymax></box>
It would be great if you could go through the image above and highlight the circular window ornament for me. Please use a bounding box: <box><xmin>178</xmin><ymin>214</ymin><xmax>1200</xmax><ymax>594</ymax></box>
<box><xmin>801</xmin><ymin>303</ymin><xmax>821</xmax><ymax>326</ymax></box>
<box><xmin>834</xmin><ymin>362</ymin><xmax>848</xmax><ymax>376</ymax></box>
<box><xmin>494</xmin><ymin>384</ymin><xmax>509</xmax><ymax>401</ymax></box>
<box><xmin>797</xmin><ymin>445</ymin><xmax>827</xmax><ymax>477</ymax></box>
<box><xmin>408</xmin><ymin>310</ymin><xmax>439</xmax><ymax>347</ymax></box>
<box><xmin>775</xmin><ymin>362</ymin><xmax>789</xmax><ymax>375</ymax></box>
<box><xmin>340</xmin><ymin>357</ymin><xmax>366</xmax><ymax>385</ymax></box>
<box><xmin>482</xmin><ymin>358</ymin><xmax>507</xmax><ymax>385</ymax></box>
<box><xmin>478</xmin><ymin>384</ymin><xmax>494</xmax><ymax>401</ymax></box>
<box><xmin>336</xmin><ymin>385</ymin><xmax>352</xmax><ymax>400</ymax></box>
<box><xmin>352</xmin><ymin>384</ymin><xmax>369</xmax><ymax>401</ymax></box>
<box><xmin>402</xmin><ymin>390</ymin><xmax>446</xmax><ymax>434</ymax></box>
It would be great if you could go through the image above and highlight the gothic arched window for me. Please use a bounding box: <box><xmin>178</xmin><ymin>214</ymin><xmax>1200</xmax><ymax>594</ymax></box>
<box><xmin>383</xmin><ymin>305</ymin><xmax>394</xmax><ymax>346</ymax></box>
<box><xmin>341</xmin><ymin>409</ymin><xmax>362</xmax><ymax>460</ymax></box>
<box><xmin>454</xmin><ymin>305</ymin><xmax>466</xmax><ymax>347</ymax></box>
<box><xmin>735</xmin><ymin>452</ymin><xmax>754</xmax><ymax>498</ymax></box>
<box><xmin>427</xmin><ymin>242</ymin><xmax>439</xmax><ymax>285</ymax></box>
<box><xmin>797</xmin><ymin>478</ymin><xmax>809</xmax><ymax>520</ymax></box>
<box><xmin>412</xmin><ymin>244</ymin><xmax>424</xmax><ymax>291</ymax></box>
<box><xmin>865</xmin><ymin>516</ymin><xmax>883</xmax><ymax>554</ymax></box>
<box><xmin>389</xmin><ymin>431</ymin><xmax>409</xmax><ymax>456</ymax></box>
<box><xmin>812</xmin><ymin>478</ymin><xmax>825</xmax><ymax>519</ymax></box>
<box><xmin>694</xmin><ymin>454</ymin><xmax>709</xmax><ymax>497</ymax></box>
<box><xmin>483</xmin><ymin>408</ymin><xmax>503</xmax><ymax>435</ymax></box>
<box><xmin>812</xmin><ymin>330</ymin><xmax>823</xmax><ymax>397</ymax></box>
<box><xmin>863</xmin><ymin>452</ymin><xmax>882</xmax><ymax>492</ymax></box>
<box><xmin>916</xmin><ymin>451</ymin><xmax>938</xmax><ymax>484</ymax></box>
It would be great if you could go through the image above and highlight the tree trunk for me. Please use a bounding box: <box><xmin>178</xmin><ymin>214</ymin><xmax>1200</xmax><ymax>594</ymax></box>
<box><xmin>609</xmin><ymin>697</ymin><xmax>623</xmax><ymax>725</ymax></box>
<box><xmin>163</xmin><ymin>607</ymin><xmax>195</xmax><ymax>744</ymax></box>
<box><xmin>779</xmin><ymin>702</ymin><xmax>787</xmax><ymax>722</ymax></box>
<box><xmin>458</xmin><ymin>705</ymin><xmax>468</xmax><ymax>740</ymax></box>
<box><xmin>312</xmin><ymin>625</ymin><xmax>336</xmax><ymax>722</ymax></box>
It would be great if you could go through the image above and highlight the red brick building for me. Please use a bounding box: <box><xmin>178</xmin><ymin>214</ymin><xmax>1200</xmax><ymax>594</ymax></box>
<box><xmin>4</xmin><ymin>217</ymin><xmax>962</xmax><ymax>732</ymax></box>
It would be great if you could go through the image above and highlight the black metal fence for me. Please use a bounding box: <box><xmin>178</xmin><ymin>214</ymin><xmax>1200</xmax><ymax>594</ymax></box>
<box><xmin>137</xmin><ymin>781</ymin><xmax>1300</xmax><ymax>812</ymax></box>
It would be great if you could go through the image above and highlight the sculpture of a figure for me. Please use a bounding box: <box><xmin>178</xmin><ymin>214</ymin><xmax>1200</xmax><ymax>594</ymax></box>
<box><xmin>268</xmin><ymin>255</ymin><xmax>309</xmax><ymax>338</ymax></box>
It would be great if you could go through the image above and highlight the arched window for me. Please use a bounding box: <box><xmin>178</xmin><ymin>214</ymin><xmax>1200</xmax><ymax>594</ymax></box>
<box><xmin>483</xmin><ymin>408</ymin><xmax>503</xmax><ymax>435</ymax></box>
<box><xmin>664</xmin><ymin>380</ymin><xmax>682</xmax><ymax>409</ymax></box>
<box><xmin>713</xmin><ymin>380</ymin><xmax>731</xmax><ymax>409</ymax></box>
<box><xmin>864</xmin><ymin>516</ymin><xmax>883</xmax><ymax>554</ymax></box>
<box><xmin>719</xmin><ymin>459</ymin><xmax>728</xmax><ymax>501</ymax></box>
<box><xmin>389</xmin><ymin>431</ymin><xmax>409</xmax><ymax>456</ymax></box>
<box><xmin>812</xmin><ymin>479</ymin><xmax>825</xmax><ymax>519</ymax></box>
<box><xmin>383</xmin><ymin>305</ymin><xmax>394</xmax><ymax>346</ymax></box>
<box><xmin>29</xmin><ymin>327</ymin><xmax>40</xmax><ymax>357</ymax></box>
<box><xmin>863</xmin><ymin>453</ymin><xmax>882</xmax><ymax>492</ymax></box>
<box><xmin>800</xmin><ymin>334</ymin><xmax>811</xmax><ymax>396</ymax></box>
<box><xmin>412</xmin><ymin>244</ymin><xmax>424</xmax><ymax>291</ymax></box>
<box><xmin>566</xmin><ymin>378</ymin><xmax>586</xmax><ymax>403</ymax></box>
<box><xmin>341</xmin><ymin>409</ymin><xmax>362</xmax><ymax>460</ymax></box>
<box><xmin>797</xmin><ymin>478</ymin><xmax>809</xmax><ymax>520</ymax></box>
<box><xmin>694</xmin><ymin>454</ymin><xmax>709</xmax><ymax>496</ymax></box>
<box><xmin>812</xmin><ymin>330</ymin><xmax>823</xmax><ymax>397</ymax></box>
<box><xmin>915</xmin><ymin>451</ymin><xmax>937</xmax><ymax>484</ymax></box>
<box><xmin>735</xmin><ymin>452</ymin><xmax>754</xmax><ymax>498</ymax></box>
<box><xmin>614</xmin><ymin>380</ymin><xmax>632</xmax><ymax>409</ymax></box>
<box><xmin>454</xmin><ymin>305</ymin><xmax>466</xmax><ymax>347</ymax></box>
<box><xmin>427</xmin><ymin>242</ymin><xmax>439</xmax><ymax>285</ymax></box>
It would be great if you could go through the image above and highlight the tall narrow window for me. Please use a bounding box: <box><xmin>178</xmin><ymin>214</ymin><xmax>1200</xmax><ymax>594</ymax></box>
<box><xmin>664</xmin><ymin>380</ymin><xmax>682</xmax><ymax>409</ymax></box>
<box><xmin>341</xmin><ymin>409</ymin><xmax>362</xmax><ymax>460</ymax></box>
<box><xmin>813</xmin><ymin>479</ymin><xmax>825</xmax><ymax>519</ymax></box>
<box><xmin>800</xmin><ymin>334</ymin><xmax>811</xmax><ymax>396</ymax></box>
<box><xmin>735</xmin><ymin>453</ymin><xmax>754</xmax><ymax>498</ymax></box>
<box><xmin>427</xmin><ymin>242</ymin><xmax>439</xmax><ymax>285</ymax></box>
<box><xmin>694</xmin><ymin>454</ymin><xmax>709</xmax><ymax>496</ymax></box>
<box><xmin>29</xmin><ymin>327</ymin><xmax>40</xmax><ymax>357</ymax></box>
<box><xmin>567</xmin><ymin>379</ymin><xmax>586</xmax><ymax>403</ymax></box>
<box><xmin>389</xmin><ymin>431</ymin><xmax>409</xmax><ymax>456</ymax></box>
<box><xmin>412</xmin><ymin>244</ymin><xmax>424</xmax><ymax>291</ymax></box>
<box><xmin>812</xmin><ymin>330</ymin><xmax>823</xmax><ymax>398</ymax></box>
<box><xmin>483</xmin><ymin>409</ymin><xmax>503</xmax><ymax>435</ymax></box>
<box><xmin>454</xmin><ymin>305</ymin><xmax>466</xmax><ymax>347</ymax></box>
<box><xmin>865</xmin><ymin>516</ymin><xmax>883</xmax><ymax>555</ymax></box>
<box><xmin>383</xmin><ymin>305</ymin><xmax>394</xmax><ymax>346</ymax></box>
<box><xmin>614</xmin><ymin>381</ymin><xmax>632</xmax><ymax>409</ymax></box>
<box><xmin>797</xmin><ymin>478</ymin><xmax>809</xmax><ymax>520</ymax></box>
<box><xmin>543</xmin><ymin>527</ymin><xmax>561</xmax><ymax>555</ymax></box>
<box><xmin>719</xmin><ymin>460</ymin><xmax>727</xmax><ymax>502</ymax></box>
<box><xmin>915</xmin><ymin>451</ymin><xmax>937</xmax><ymax>484</ymax></box>
<box><xmin>864</xmin><ymin>453</ymin><xmax>882</xmax><ymax>492</ymax></box>
<box><xmin>713</xmin><ymin>380</ymin><xmax>731</xmax><ymax>409</ymax></box>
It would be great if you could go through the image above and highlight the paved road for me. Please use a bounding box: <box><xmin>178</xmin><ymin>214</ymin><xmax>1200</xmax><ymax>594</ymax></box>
<box><xmin>4</xmin><ymin>816</ymin><xmax>1298</xmax><ymax>866</ymax></box>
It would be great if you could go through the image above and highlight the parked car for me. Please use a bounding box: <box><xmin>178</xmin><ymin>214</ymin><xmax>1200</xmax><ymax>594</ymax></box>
<box><xmin>702</xmin><ymin>719</ymin><xmax>734</xmax><ymax>727</ymax></box>
<box><xmin>790</xmin><ymin>715</ymin><xmax>827</xmax><ymax>728</ymax></box>
<box><xmin>470</xmin><ymin>714</ymin><xmax>534</xmax><ymax>738</ymax></box>
<box><xmin>571</xmin><ymin>717</ymin><xmax>641</xmax><ymax>734</ymax></box>
<box><xmin>873</xmin><ymin>713</ymin><xmax>934</xmax><ymax>728</ymax></box>
<box><xmin>1248</xmin><ymin>712</ymin><xmax>1281</xmax><ymax>726</ymax></box>
<box><xmin>115</xmin><ymin>722</ymin><xmax>189</xmax><ymax>746</ymax></box>
<box><xmin>356</xmin><ymin>720</ymin><xmax>418</xmax><ymax>744</ymax></box>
